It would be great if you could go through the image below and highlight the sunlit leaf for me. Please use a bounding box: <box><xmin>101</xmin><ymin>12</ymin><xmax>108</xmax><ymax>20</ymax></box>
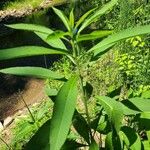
<box><xmin>0</xmin><ymin>46</ymin><xmax>68</xmax><ymax>60</ymax></box>
<box><xmin>50</xmin><ymin>75</ymin><xmax>78</xmax><ymax>150</ymax></box>
<box><xmin>78</xmin><ymin>0</ymin><xmax>118</xmax><ymax>33</ymax></box>
<box><xmin>96</xmin><ymin>96</ymin><xmax>123</xmax><ymax>132</ymax></box>
<box><xmin>0</xmin><ymin>67</ymin><xmax>64</xmax><ymax>79</ymax></box>
<box><xmin>52</xmin><ymin>7</ymin><xmax>71</xmax><ymax>31</ymax></box>
<box><xmin>75</xmin><ymin>8</ymin><xmax>96</xmax><ymax>29</ymax></box>
<box><xmin>89</xmin><ymin>25</ymin><xmax>150</xmax><ymax>59</ymax></box>
<box><xmin>77</xmin><ymin>30</ymin><xmax>113</xmax><ymax>42</ymax></box>
<box><xmin>69</xmin><ymin>9</ymin><xmax>74</xmax><ymax>28</ymax></box>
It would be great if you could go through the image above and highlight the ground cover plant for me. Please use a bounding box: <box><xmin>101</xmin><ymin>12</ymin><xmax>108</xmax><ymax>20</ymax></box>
<box><xmin>0</xmin><ymin>0</ymin><xmax>150</xmax><ymax>149</ymax></box>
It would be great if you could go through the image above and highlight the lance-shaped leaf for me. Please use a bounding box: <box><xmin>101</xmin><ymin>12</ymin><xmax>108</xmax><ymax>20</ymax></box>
<box><xmin>6</xmin><ymin>23</ymin><xmax>53</xmax><ymax>34</ymax></box>
<box><xmin>77</xmin><ymin>30</ymin><xmax>113</xmax><ymax>42</ymax></box>
<box><xmin>96</xmin><ymin>96</ymin><xmax>123</xmax><ymax>133</ymax></box>
<box><xmin>50</xmin><ymin>75</ymin><xmax>78</xmax><ymax>150</ymax></box>
<box><xmin>0</xmin><ymin>67</ymin><xmax>64</xmax><ymax>80</ymax></box>
<box><xmin>75</xmin><ymin>8</ymin><xmax>96</xmax><ymax>29</ymax></box>
<box><xmin>122</xmin><ymin>97</ymin><xmax>150</xmax><ymax>112</ymax></box>
<box><xmin>6</xmin><ymin>23</ymin><xmax>67</xmax><ymax>50</ymax></box>
<box><xmin>0</xmin><ymin>46</ymin><xmax>68</xmax><ymax>60</ymax></box>
<box><xmin>89</xmin><ymin>25</ymin><xmax>150</xmax><ymax>59</ymax></box>
<box><xmin>52</xmin><ymin>7</ymin><xmax>71</xmax><ymax>31</ymax></box>
<box><xmin>78</xmin><ymin>0</ymin><xmax>118</xmax><ymax>33</ymax></box>
<box><xmin>73</xmin><ymin>110</ymin><xmax>90</xmax><ymax>144</ymax></box>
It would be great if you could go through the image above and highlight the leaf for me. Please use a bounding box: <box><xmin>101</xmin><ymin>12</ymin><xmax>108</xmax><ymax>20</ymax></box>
<box><xmin>25</xmin><ymin>119</ymin><xmax>51</xmax><ymax>150</ymax></box>
<box><xmin>45</xmin><ymin>87</ymin><xmax>58</xmax><ymax>96</ymax></box>
<box><xmin>119</xmin><ymin>126</ymin><xmax>141</xmax><ymax>150</ymax></box>
<box><xmin>89</xmin><ymin>139</ymin><xmax>99</xmax><ymax>150</ymax></box>
<box><xmin>105</xmin><ymin>131</ymin><xmax>122</xmax><ymax>150</ymax></box>
<box><xmin>52</xmin><ymin>7</ymin><xmax>71</xmax><ymax>31</ymax></box>
<box><xmin>72</xmin><ymin>110</ymin><xmax>90</xmax><ymax>144</ymax></box>
<box><xmin>6</xmin><ymin>23</ymin><xmax>53</xmax><ymax>34</ymax></box>
<box><xmin>122</xmin><ymin>97</ymin><xmax>150</xmax><ymax>112</ymax></box>
<box><xmin>0</xmin><ymin>67</ymin><xmax>64</xmax><ymax>80</ymax></box>
<box><xmin>141</xmin><ymin>90</ymin><xmax>150</xmax><ymax>99</ymax></box>
<box><xmin>69</xmin><ymin>9</ymin><xmax>74</xmax><ymax>28</ymax></box>
<box><xmin>35</xmin><ymin>32</ymin><xmax>67</xmax><ymax>50</ymax></box>
<box><xmin>0</xmin><ymin>46</ymin><xmax>68</xmax><ymax>60</ymax></box>
<box><xmin>105</xmin><ymin>132</ymin><xmax>114</xmax><ymax>150</ymax></box>
<box><xmin>84</xmin><ymin>82</ymin><xmax>93</xmax><ymax>99</ymax></box>
<box><xmin>89</xmin><ymin>25</ymin><xmax>150</xmax><ymax>59</ymax></box>
<box><xmin>75</xmin><ymin>8</ymin><xmax>96</xmax><ymax>29</ymax></box>
<box><xmin>50</xmin><ymin>75</ymin><xmax>78</xmax><ymax>150</ymax></box>
<box><xmin>77</xmin><ymin>30</ymin><xmax>113</xmax><ymax>42</ymax></box>
<box><xmin>6</xmin><ymin>23</ymin><xmax>67</xmax><ymax>50</ymax></box>
<box><xmin>78</xmin><ymin>0</ymin><xmax>118</xmax><ymax>33</ymax></box>
<box><xmin>61</xmin><ymin>139</ymin><xmax>85</xmax><ymax>150</ymax></box>
<box><xmin>96</xmin><ymin>96</ymin><xmax>124</xmax><ymax>132</ymax></box>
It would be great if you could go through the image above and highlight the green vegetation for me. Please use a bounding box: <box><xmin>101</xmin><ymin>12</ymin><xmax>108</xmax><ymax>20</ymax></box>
<box><xmin>0</xmin><ymin>0</ymin><xmax>150</xmax><ymax>149</ymax></box>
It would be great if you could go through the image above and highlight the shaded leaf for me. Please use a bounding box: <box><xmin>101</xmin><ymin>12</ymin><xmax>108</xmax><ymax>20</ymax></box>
<box><xmin>24</xmin><ymin>119</ymin><xmax>51</xmax><ymax>150</ymax></box>
<box><xmin>119</xmin><ymin>126</ymin><xmax>141</xmax><ymax>150</ymax></box>
<box><xmin>84</xmin><ymin>82</ymin><xmax>93</xmax><ymax>99</ymax></box>
<box><xmin>89</xmin><ymin>139</ymin><xmax>99</xmax><ymax>150</ymax></box>
<box><xmin>61</xmin><ymin>139</ymin><xmax>85</xmax><ymax>150</ymax></box>
<box><xmin>50</xmin><ymin>75</ymin><xmax>78</xmax><ymax>150</ymax></box>
<box><xmin>73</xmin><ymin>110</ymin><xmax>90</xmax><ymax>144</ymax></box>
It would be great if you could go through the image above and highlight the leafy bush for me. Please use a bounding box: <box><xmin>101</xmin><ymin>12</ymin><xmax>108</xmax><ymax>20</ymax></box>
<box><xmin>0</xmin><ymin>0</ymin><xmax>150</xmax><ymax>149</ymax></box>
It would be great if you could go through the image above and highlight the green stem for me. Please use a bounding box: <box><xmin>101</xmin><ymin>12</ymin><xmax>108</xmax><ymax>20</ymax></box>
<box><xmin>76</xmin><ymin>62</ymin><xmax>93</xmax><ymax>140</ymax></box>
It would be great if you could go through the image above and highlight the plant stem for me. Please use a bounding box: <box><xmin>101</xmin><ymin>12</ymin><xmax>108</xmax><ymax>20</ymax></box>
<box><xmin>76</xmin><ymin>61</ymin><xmax>93</xmax><ymax>140</ymax></box>
<box><xmin>0</xmin><ymin>137</ymin><xmax>12</xmax><ymax>150</ymax></box>
<box><xmin>19</xmin><ymin>91</ymin><xmax>36</xmax><ymax>124</ymax></box>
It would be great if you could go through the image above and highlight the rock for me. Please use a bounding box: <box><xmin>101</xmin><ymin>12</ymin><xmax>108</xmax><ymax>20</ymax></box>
<box><xmin>0</xmin><ymin>122</ymin><xmax>4</xmax><ymax>131</ymax></box>
<box><xmin>3</xmin><ymin>117</ymin><xmax>13</xmax><ymax>127</ymax></box>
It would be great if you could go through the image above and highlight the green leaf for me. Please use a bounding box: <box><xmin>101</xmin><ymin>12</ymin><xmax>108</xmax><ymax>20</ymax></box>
<box><xmin>141</xmin><ymin>90</ymin><xmax>150</xmax><ymax>99</ymax></box>
<box><xmin>61</xmin><ymin>139</ymin><xmax>85</xmax><ymax>150</ymax></box>
<box><xmin>78</xmin><ymin>0</ymin><xmax>118</xmax><ymax>33</ymax></box>
<box><xmin>6</xmin><ymin>23</ymin><xmax>53</xmax><ymax>34</ymax></box>
<box><xmin>89</xmin><ymin>25</ymin><xmax>150</xmax><ymax>59</ymax></box>
<box><xmin>122</xmin><ymin>97</ymin><xmax>150</xmax><ymax>112</ymax></box>
<box><xmin>105</xmin><ymin>132</ymin><xmax>114</xmax><ymax>150</ymax></box>
<box><xmin>75</xmin><ymin>8</ymin><xmax>96</xmax><ymax>29</ymax></box>
<box><xmin>6</xmin><ymin>23</ymin><xmax>67</xmax><ymax>50</ymax></box>
<box><xmin>25</xmin><ymin>119</ymin><xmax>51</xmax><ymax>150</ymax></box>
<box><xmin>0</xmin><ymin>67</ymin><xmax>64</xmax><ymax>79</ymax></box>
<box><xmin>50</xmin><ymin>75</ymin><xmax>78</xmax><ymax>150</ymax></box>
<box><xmin>35</xmin><ymin>32</ymin><xmax>67</xmax><ymax>50</ymax></box>
<box><xmin>0</xmin><ymin>46</ymin><xmax>68</xmax><ymax>60</ymax></box>
<box><xmin>52</xmin><ymin>7</ymin><xmax>71</xmax><ymax>31</ymax></box>
<box><xmin>77</xmin><ymin>30</ymin><xmax>113</xmax><ymax>42</ymax></box>
<box><xmin>96</xmin><ymin>96</ymin><xmax>124</xmax><ymax>132</ymax></box>
<box><xmin>69</xmin><ymin>9</ymin><xmax>74</xmax><ymax>28</ymax></box>
<box><xmin>73</xmin><ymin>110</ymin><xmax>90</xmax><ymax>144</ymax></box>
<box><xmin>119</xmin><ymin>126</ymin><xmax>141</xmax><ymax>150</ymax></box>
<box><xmin>89</xmin><ymin>139</ymin><xmax>99</xmax><ymax>150</ymax></box>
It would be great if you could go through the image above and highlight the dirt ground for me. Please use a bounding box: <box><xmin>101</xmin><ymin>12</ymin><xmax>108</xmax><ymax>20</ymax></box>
<box><xmin>0</xmin><ymin>78</ymin><xmax>47</xmax><ymax>121</ymax></box>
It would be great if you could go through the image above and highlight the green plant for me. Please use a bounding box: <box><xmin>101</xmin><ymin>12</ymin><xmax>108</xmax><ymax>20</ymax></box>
<box><xmin>0</xmin><ymin>0</ymin><xmax>150</xmax><ymax>149</ymax></box>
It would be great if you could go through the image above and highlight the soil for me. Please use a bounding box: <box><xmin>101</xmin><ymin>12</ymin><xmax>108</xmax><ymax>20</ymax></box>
<box><xmin>0</xmin><ymin>0</ymin><xmax>67</xmax><ymax>22</ymax></box>
<box><xmin>0</xmin><ymin>78</ymin><xmax>47</xmax><ymax>121</ymax></box>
